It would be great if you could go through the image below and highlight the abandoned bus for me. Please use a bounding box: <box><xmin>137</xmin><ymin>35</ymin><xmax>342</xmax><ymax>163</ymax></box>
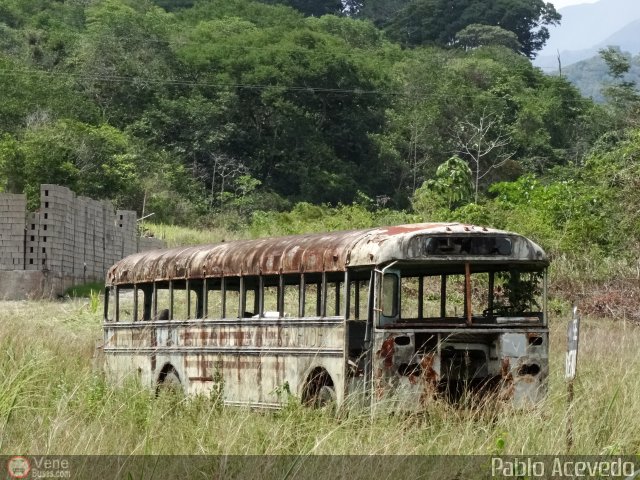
<box><xmin>103</xmin><ymin>223</ymin><xmax>549</xmax><ymax>409</ymax></box>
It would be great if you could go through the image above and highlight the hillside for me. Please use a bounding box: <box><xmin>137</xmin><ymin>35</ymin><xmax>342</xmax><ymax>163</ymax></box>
<box><xmin>560</xmin><ymin>50</ymin><xmax>640</xmax><ymax>101</ymax></box>
<box><xmin>536</xmin><ymin>0</ymin><xmax>640</xmax><ymax>71</ymax></box>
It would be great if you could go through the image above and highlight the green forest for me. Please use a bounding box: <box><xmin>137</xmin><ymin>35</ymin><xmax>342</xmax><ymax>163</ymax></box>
<box><xmin>0</xmin><ymin>0</ymin><xmax>639</xmax><ymax>289</ymax></box>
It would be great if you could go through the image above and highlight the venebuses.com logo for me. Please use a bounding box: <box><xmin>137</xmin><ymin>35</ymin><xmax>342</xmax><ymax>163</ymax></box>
<box><xmin>6</xmin><ymin>456</ymin><xmax>31</xmax><ymax>479</ymax></box>
<box><xmin>6</xmin><ymin>456</ymin><xmax>71</xmax><ymax>479</ymax></box>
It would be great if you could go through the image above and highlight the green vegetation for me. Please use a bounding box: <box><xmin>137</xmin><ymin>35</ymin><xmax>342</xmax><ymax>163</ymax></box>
<box><xmin>0</xmin><ymin>0</ymin><xmax>609</xmax><ymax>226</ymax></box>
<box><xmin>1</xmin><ymin>1</ymin><xmax>640</xmax><ymax>457</ymax></box>
<box><xmin>1</xmin><ymin>1</ymin><xmax>636</xmax><ymax>276</ymax></box>
<box><xmin>1</xmin><ymin>299</ymin><xmax>639</xmax><ymax>455</ymax></box>
<box><xmin>64</xmin><ymin>282</ymin><xmax>105</xmax><ymax>299</ymax></box>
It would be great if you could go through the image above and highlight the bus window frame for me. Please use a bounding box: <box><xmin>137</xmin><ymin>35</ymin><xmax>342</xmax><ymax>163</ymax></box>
<box><xmin>107</xmin><ymin>268</ymin><xmax>365</xmax><ymax>323</ymax></box>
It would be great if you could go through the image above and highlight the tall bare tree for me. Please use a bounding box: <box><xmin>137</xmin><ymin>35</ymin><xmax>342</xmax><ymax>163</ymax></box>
<box><xmin>453</xmin><ymin>110</ymin><xmax>514</xmax><ymax>203</ymax></box>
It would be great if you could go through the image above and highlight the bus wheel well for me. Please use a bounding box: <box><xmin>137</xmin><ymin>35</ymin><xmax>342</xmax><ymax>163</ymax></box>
<box><xmin>156</xmin><ymin>363</ymin><xmax>182</xmax><ymax>393</ymax></box>
<box><xmin>302</xmin><ymin>367</ymin><xmax>335</xmax><ymax>407</ymax></box>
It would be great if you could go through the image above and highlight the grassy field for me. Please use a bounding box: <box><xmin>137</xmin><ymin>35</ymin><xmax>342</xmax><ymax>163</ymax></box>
<box><xmin>1</xmin><ymin>298</ymin><xmax>639</xmax><ymax>456</ymax></box>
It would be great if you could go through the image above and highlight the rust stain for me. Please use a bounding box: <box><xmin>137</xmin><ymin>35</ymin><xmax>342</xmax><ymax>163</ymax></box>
<box><xmin>501</xmin><ymin>357</ymin><xmax>511</xmax><ymax>379</ymax></box>
<box><xmin>378</xmin><ymin>336</ymin><xmax>395</xmax><ymax>368</ymax></box>
<box><xmin>106</xmin><ymin>223</ymin><xmax>543</xmax><ymax>286</ymax></box>
<box><xmin>374</xmin><ymin>367</ymin><xmax>385</xmax><ymax>399</ymax></box>
<box><xmin>499</xmin><ymin>357</ymin><xmax>515</xmax><ymax>400</ymax></box>
<box><xmin>419</xmin><ymin>354</ymin><xmax>438</xmax><ymax>404</ymax></box>
<box><xmin>421</xmin><ymin>354</ymin><xmax>438</xmax><ymax>383</ymax></box>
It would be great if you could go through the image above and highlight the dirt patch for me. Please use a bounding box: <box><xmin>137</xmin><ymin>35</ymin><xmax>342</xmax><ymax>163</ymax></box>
<box><xmin>560</xmin><ymin>281</ymin><xmax>640</xmax><ymax>323</ymax></box>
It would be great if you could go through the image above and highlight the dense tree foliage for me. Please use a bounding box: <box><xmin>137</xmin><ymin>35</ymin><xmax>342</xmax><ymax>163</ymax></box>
<box><xmin>260</xmin><ymin>0</ymin><xmax>344</xmax><ymax>17</ymax></box>
<box><xmin>386</xmin><ymin>0</ymin><xmax>560</xmax><ymax>58</ymax></box>
<box><xmin>0</xmin><ymin>0</ymin><xmax>635</xmax><ymax>263</ymax></box>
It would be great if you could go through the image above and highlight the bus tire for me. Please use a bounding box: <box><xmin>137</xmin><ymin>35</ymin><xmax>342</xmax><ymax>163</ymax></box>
<box><xmin>315</xmin><ymin>385</ymin><xmax>336</xmax><ymax>408</ymax></box>
<box><xmin>303</xmin><ymin>367</ymin><xmax>335</xmax><ymax>408</ymax></box>
<box><xmin>157</xmin><ymin>367</ymin><xmax>182</xmax><ymax>396</ymax></box>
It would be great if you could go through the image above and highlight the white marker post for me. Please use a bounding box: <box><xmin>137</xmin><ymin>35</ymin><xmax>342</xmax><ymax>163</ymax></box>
<box><xmin>565</xmin><ymin>305</ymin><xmax>581</xmax><ymax>451</ymax></box>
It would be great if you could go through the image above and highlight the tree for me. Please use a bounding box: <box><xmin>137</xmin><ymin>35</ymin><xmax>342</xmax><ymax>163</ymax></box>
<box><xmin>71</xmin><ymin>0</ymin><xmax>177</xmax><ymax>125</ymax></box>
<box><xmin>0</xmin><ymin>120</ymin><xmax>142</xmax><ymax>208</ymax></box>
<box><xmin>453</xmin><ymin>110</ymin><xmax>514</xmax><ymax>203</ymax></box>
<box><xmin>412</xmin><ymin>156</ymin><xmax>473</xmax><ymax>215</ymax></box>
<box><xmin>176</xmin><ymin>11</ymin><xmax>392</xmax><ymax>204</ymax></box>
<box><xmin>353</xmin><ymin>0</ymin><xmax>411</xmax><ymax>26</ymax></box>
<box><xmin>455</xmin><ymin>24</ymin><xmax>521</xmax><ymax>52</ymax></box>
<box><xmin>387</xmin><ymin>0</ymin><xmax>560</xmax><ymax>58</ymax></box>
<box><xmin>599</xmin><ymin>46</ymin><xmax>640</xmax><ymax>128</ymax></box>
<box><xmin>259</xmin><ymin>0</ymin><xmax>344</xmax><ymax>16</ymax></box>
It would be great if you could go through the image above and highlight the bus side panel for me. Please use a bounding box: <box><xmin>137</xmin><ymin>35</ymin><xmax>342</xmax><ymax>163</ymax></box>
<box><xmin>147</xmin><ymin>319</ymin><xmax>346</xmax><ymax>407</ymax></box>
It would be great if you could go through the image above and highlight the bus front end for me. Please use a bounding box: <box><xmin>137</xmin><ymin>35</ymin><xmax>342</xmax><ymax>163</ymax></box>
<box><xmin>369</xmin><ymin>232</ymin><xmax>549</xmax><ymax>409</ymax></box>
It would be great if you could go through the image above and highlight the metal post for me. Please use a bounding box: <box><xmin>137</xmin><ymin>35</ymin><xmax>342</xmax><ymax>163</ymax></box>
<box><xmin>299</xmin><ymin>273</ymin><xmax>305</xmax><ymax>317</ymax></box>
<box><xmin>133</xmin><ymin>285</ymin><xmax>139</xmax><ymax>322</ymax></box>
<box><xmin>354</xmin><ymin>280</ymin><xmax>360</xmax><ymax>320</ymax></box>
<box><xmin>465</xmin><ymin>263</ymin><xmax>472</xmax><ymax>326</ymax></box>
<box><xmin>278</xmin><ymin>274</ymin><xmax>285</xmax><ymax>318</ymax></box>
<box><xmin>440</xmin><ymin>275</ymin><xmax>446</xmax><ymax>318</ymax></box>
<box><xmin>418</xmin><ymin>276</ymin><xmax>424</xmax><ymax>319</ymax></box>
<box><xmin>220</xmin><ymin>277</ymin><xmax>226</xmax><ymax>319</ymax></box>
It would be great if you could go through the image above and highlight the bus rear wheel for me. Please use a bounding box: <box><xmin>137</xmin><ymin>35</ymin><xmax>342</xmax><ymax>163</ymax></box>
<box><xmin>303</xmin><ymin>368</ymin><xmax>335</xmax><ymax>409</ymax></box>
<box><xmin>314</xmin><ymin>385</ymin><xmax>336</xmax><ymax>408</ymax></box>
<box><xmin>156</xmin><ymin>367</ymin><xmax>183</xmax><ymax>396</ymax></box>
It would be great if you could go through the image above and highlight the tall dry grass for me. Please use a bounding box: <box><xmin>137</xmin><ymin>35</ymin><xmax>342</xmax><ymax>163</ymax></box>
<box><xmin>1</xmin><ymin>299</ymin><xmax>639</xmax><ymax>455</ymax></box>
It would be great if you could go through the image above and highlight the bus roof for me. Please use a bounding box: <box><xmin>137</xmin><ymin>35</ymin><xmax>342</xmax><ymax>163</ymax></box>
<box><xmin>106</xmin><ymin>223</ymin><xmax>548</xmax><ymax>286</ymax></box>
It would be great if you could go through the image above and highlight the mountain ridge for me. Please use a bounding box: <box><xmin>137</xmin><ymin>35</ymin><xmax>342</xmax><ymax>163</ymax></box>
<box><xmin>535</xmin><ymin>0</ymin><xmax>640</xmax><ymax>69</ymax></box>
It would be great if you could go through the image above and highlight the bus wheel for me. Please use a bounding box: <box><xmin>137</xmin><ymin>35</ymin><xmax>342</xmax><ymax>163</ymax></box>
<box><xmin>303</xmin><ymin>368</ymin><xmax>335</xmax><ymax>409</ymax></box>
<box><xmin>157</xmin><ymin>367</ymin><xmax>182</xmax><ymax>396</ymax></box>
<box><xmin>315</xmin><ymin>385</ymin><xmax>336</xmax><ymax>408</ymax></box>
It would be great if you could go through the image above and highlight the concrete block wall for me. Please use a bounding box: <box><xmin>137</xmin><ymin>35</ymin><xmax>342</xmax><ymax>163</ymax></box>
<box><xmin>0</xmin><ymin>193</ymin><xmax>26</xmax><ymax>270</ymax></box>
<box><xmin>25</xmin><ymin>212</ymin><xmax>42</xmax><ymax>270</ymax></box>
<box><xmin>0</xmin><ymin>185</ymin><xmax>166</xmax><ymax>297</ymax></box>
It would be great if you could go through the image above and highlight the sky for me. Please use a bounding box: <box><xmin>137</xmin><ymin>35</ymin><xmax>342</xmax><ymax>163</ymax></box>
<box><xmin>551</xmin><ymin>0</ymin><xmax>598</xmax><ymax>8</ymax></box>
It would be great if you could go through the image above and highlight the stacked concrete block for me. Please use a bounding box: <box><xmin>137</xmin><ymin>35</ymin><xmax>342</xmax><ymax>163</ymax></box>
<box><xmin>89</xmin><ymin>198</ymin><xmax>104</xmax><ymax>278</ymax></box>
<box><xmin>0</xmin><ymin>184</ymin><xmax>166</xmax><ymax>298</ymax></box>
<box><xmin>101</xmin><ymin>200</ymin><xmax>113</xmax><ymax>272</ymax></box>
<box><xmin>82</xmin><ymin>197</ymin><xmax>97</xmax><ymax>279</ymax></box>
<box><xmin>73</xmin><ymin>197</ymin><xmax>87</xmax><ymax>280</ymax></box>
<box><xmin>25</xmin><ymin>212</ymin><xmax>42</xmax><ymax>271</ymax></box>
<box><xmin>117</xmin><ymin>210</ymin><xmax>138</xmax><ymax>257</ymax></box>
<box><xmin>39</xmin><ymin>184</ymin><xmax>74</xmax><ymax>274</ymax></box>
<box><xmin>104</xmin><ymin>207</ymin><xmax>118</xmax><ymax>273</ymax></box>
<box><xmin>62</xmin><ymin>189</ymin><xmax>77</xmax><ymax>279</ymax></box>
<box><xmin>0</xmin><ymin>193</ymin><xmax>26</xmax><ymax>271</ymax></box>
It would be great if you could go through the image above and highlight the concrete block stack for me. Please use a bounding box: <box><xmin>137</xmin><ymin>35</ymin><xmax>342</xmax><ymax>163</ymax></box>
<box><xmin>61</xmin><ymin>188</ymin><xmax>77</xmax><ymax>279</ymax></box>
<box><xmin>0</xmin><ymin>184</ymin><xmax>166</xmax><ymax>298</ymax></box>
<box><xmin>103</xmin><ymin>202</ymin><xmax>118</xmax><ymax>273</ymax></box>
<box><xmin>73</xmin><ymin>196</ymin><xmax>87</xmax><ymax>280</ymax></box>
<box><xmin>117</xmin><ymin>210</ymin><xmax>138</xmax><ymax>257</ymax></box>
<box><xmin>25</xmin><ymin>212</ymin><xmax>42</xmax><ymax>270</ymax></box>
<box><xmin>39</xmin><ymin>184</ymin><xmax>74</xmax><ymax>275</ymax></box>
<box><xmin>88</xmin><ymin>197</ymin><xmax>104</xmax><ymax>279</ymax></box>
<box><xmin>82</xmin><ymin>196</ymin><xmax>97</xmax><ymax>279</ymax></box>
<box><xmin>0</xmin><ymin>193</ymin><xmax>26</xmax><ymax>270</ymax></box>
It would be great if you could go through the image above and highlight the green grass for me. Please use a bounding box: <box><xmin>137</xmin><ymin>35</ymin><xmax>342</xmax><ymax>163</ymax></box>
<box><xmin>64</xmin><ymin>282</ymin><xmax>104</xmax><ymax>299</ymax></box>
<box><xmin>1</xmin><ymin>298</ymin><xmax>640</xmax><ymax>455</ymax></box>
<box><xmin>143</xmin><ymin>223</ymin><xmax>243</xmax><ymax>248</ymax></box>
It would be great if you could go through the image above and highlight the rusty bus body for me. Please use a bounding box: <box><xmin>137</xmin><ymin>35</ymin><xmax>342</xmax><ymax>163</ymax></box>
<box><xmin>103</xmin><ymin>223</ymin><xmax>549</xmax><ymax>408</ymax></box>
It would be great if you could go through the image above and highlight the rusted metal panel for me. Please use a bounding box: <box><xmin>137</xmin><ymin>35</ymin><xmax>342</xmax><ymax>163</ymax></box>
<box><xmin>371</xmin><ymin>329</ymin><xmax>548</xmax><ymax>409</ymax></box>
<box><xmin>106</xmin><ymin>223</ymin><xmax>548</xmax><ymax>286</ymax></box>
<box><xmin>103</xmin><ymin>318</ymin><xmax>345</xmax><ymax>406</ymax></box>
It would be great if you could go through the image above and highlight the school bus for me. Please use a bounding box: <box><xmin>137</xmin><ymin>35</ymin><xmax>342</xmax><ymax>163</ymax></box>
<box><xmin>103</xmin><ymin>223</ymin><xmax>549</xmax><ymax>409</ymax></box>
